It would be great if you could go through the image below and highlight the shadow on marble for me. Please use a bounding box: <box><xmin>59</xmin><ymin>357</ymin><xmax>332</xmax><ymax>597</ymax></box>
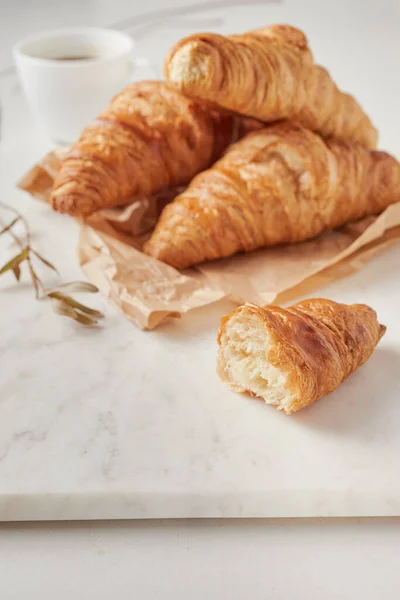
<box><xmin>0</xmin><ymin>280</ymin><xmax>34</xmax><ymax>294</ymax></box>
<box><xmin>292</xmin><ymin>346</ymin><xmax>400</xmax><ymax>435</ymax></box>
<box><xmin>153</xmin><ymin>298</ymin><xmax>236</xmax><ymax>340</ymax></box>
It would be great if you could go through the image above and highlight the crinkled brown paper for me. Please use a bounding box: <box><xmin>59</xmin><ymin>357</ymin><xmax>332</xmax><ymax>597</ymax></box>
<box><xmin>19</xmin><ymin>148</ymin><xmax>400</xmax><ymax>329</ymax></box>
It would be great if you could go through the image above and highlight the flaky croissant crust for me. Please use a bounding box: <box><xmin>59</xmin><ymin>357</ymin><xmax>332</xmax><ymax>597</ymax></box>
<box><xmin>165</xmin><ymin>24</ymin><xmax>378</xmax><ymax>148</ymax></box>
<box><xmin>50</xmin><ymin>81</ymin><xmax>259</xmax><ymax>216</ymax></box>
<box><xmin>217</xmin><ymin>298</ymin><xmax>386</xmax><ymax>414</ymax></box>
<box><xmin>144</xmin><ymin>122</ymin><xmax>400</xmax><ymax>269</ymax></box>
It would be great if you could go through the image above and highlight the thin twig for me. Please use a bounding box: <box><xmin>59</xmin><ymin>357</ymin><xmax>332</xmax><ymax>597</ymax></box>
<box><xmin>0</xmin><ymin>203</ymin><xmax>41</xmax><ymax>297</ymax></box>
<box><xmin>0</xmin><ymin>201</ymin><xmax>31</xmax><ymax>246</ymax></box>
<box><xmin>0</xmin><ymin>215</ymin><xmax>23</xmax><ymax>248</ymax></box>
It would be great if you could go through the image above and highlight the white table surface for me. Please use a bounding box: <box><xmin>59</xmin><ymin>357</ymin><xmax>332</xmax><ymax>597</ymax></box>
<box><xmin>1</xmin><ymin>0</ymin><xmax>400</xmax><ymax>598</ymax></box>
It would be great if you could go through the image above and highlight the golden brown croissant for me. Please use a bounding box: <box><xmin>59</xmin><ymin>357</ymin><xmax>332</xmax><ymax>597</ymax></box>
<box><xmin>217</xmin><ymin>299</ymin><xmax>386</xmax><ymax>414</ymax></box>
<box><xmin>164</xmin><ymin>24</ymin><xmax>378</xmax><ymax>148</ymax></box>
<box><xmin>144</xmin><ymin>122</ymin><xmax>400</xmax><ymax>269</ymax></box>
<box><xmin>50</xmin><ymin>81</ymin><xmax>260</xmax><ymax>216</ymax></box>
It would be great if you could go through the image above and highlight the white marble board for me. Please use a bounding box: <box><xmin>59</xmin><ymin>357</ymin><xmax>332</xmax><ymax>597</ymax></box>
<box><xmin>0</xmin><ymin>0</ymin><xmax>400</xmax><ymax>520</ymax></box>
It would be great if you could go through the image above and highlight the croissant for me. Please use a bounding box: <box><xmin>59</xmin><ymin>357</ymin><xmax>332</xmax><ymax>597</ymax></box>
<box><xmin>217</xmin><ymin>299</ymin><xmax>386</xmax><ymax>414</ymax></box>
<box><xmin>50</xmin><ymin>81</ymin><xmax>260</xmax><ymax>216</ymax></box>
<box><xmin>164</xmin><ymin>24</ymin><xmax>378</xmax><ymax>148</ymax></box>
<box><xmin>144</xmin><ymin>122</ymin><xmax>400</xmax><ymax>269</ymax></box>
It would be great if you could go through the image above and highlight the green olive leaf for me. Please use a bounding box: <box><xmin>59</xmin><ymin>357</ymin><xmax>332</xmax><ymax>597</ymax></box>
<box><xmin>0</xmin><ymin>246</ymin><xmax>29</xmax><ymax>276</ymax></box>
<box><xmin>49</xmin><ymin>281</ymin><xmax>99</xmax><ymax>295</ymax></box>
<box><xmin>51</xmin><ymin>299</ymin><xmax>99</xmax><ymax>326</ymax></box>
<box><xmin>12</xmin><ymin>264</ymin><xmax>21</xmax><ymax>281</ymax></box>
<box><xmin>47</xmin><ymin>291</ymin><xmax>104</xmax><ymax>319</ymax></box>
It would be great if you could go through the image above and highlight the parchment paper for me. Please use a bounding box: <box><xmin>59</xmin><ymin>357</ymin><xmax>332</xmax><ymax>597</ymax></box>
<box><xmin>18</xmin><ymin>149</ymin><xmax>400</xmax><ymax>329</ymax></box>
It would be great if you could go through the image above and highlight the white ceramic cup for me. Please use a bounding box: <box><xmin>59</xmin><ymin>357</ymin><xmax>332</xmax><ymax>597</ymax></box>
<box><xmin>13</xmin><ymin>27</ymin><xmax>148</xmax><ymax>143</ymax></box>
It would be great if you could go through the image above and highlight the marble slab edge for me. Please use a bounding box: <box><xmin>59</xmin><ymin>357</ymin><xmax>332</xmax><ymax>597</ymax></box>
<box><xmin>1</xmin><ymin>490</ymin><xmax>400</xmax><ymax>521</ymax></box>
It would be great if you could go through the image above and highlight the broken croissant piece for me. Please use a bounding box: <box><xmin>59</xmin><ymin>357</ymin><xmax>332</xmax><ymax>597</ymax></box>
<box><xmin>217</xmin><ymin>299</ymin><xmax>386</xmax><ymax>414</ymax></box>
<box><xmin>50</xmin><ymin>81</ymin><xmax>261</xmax><ymax>216</ymax></box>
<box><xmin>165</xmin><ymin>24</ymin><xmax>377</xmax><ymax>148</ymax></box>
<box><xmin>144</xmin><ymin>122</ymin><xmax>400</xmax><ymax>269</ymax></box>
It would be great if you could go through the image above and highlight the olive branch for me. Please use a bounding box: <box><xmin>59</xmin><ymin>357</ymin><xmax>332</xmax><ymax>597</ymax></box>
<box><xmin>0</xmin><ymin>202</ymin><xmax>104</xmax><ymax>326</ymax></box>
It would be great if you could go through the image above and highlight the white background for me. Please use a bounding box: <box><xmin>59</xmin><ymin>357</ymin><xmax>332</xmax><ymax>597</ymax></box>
<box><xmin>2</xmin><ymin>518</ymin><xmax>400</xmax><ymax>599</ymax></box>
<box><xmin>1</xmin><ymin>0</ymin><xmax>400</xmax><ymax>598</ymax></box>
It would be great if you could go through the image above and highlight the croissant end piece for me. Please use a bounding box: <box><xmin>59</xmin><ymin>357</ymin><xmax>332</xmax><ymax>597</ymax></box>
<box><xmin>144</xmin><ymin>122</ymin><xmax>400</xmax><ymax>269</ymax></box>
<box><xmin>50</xmin><ymin>81</ymin><xmax>260</xmax><ymax>216</ymax></box>
<box><xmin>164</xmin><ymin>24</ymin><xmax>378</xmax><ymax>148</ymax></box>
<box><xmin>217</xmin><ymin>299</ymin><xmax>386</xmax><ymax>414</ymax></box>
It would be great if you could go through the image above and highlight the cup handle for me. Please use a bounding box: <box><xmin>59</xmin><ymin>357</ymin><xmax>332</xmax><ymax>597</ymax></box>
<box><xmin>131</xmin><ymin>56</ymin><xmax>162</xmax><ymax>80</ymax></box>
